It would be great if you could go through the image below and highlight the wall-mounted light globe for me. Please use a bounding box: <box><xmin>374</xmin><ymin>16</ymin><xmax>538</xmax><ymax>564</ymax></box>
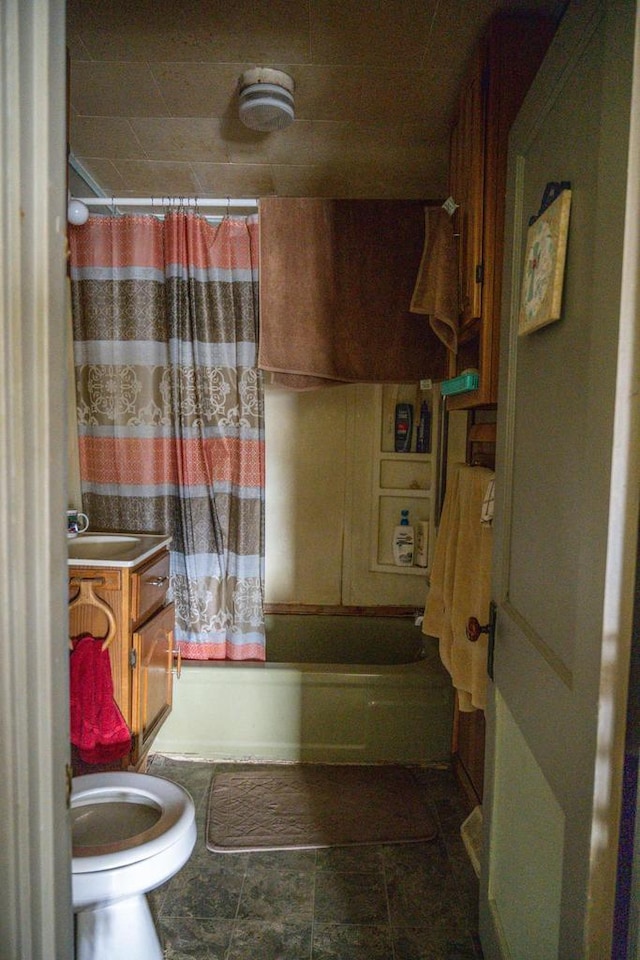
<box><xmin>67</xmin><ymin>199</ymin><xmax>89</xmax><ymax>225</ymax></box>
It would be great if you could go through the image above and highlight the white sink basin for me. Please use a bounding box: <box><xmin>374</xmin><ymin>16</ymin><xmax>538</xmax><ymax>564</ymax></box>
<box><xmin>68</xmin><ymin>533</ymin><xmax>141</xmax><ymax>561</ymax></box>
<box><xmin>68</xmin><ymin>532</ymin><xmax>172</xmax><ymax>567</ymax></box>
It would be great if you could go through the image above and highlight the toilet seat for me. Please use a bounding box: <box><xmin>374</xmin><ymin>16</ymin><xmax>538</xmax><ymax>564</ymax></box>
<box><xmin>72</xmin><ymin>771</ymin><xmax>194</xmax><ymax>872</ymax></box>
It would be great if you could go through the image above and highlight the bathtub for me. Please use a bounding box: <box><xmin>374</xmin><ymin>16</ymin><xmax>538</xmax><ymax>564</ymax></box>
<box><xmin>153</xmin><ymin>614</ymin><xmax>454</xmax><ymax>764</ymax></box>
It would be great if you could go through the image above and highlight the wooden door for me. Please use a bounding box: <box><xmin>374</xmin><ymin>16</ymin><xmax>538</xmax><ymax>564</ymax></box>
<box><xmin>481</xmin><ymin>3</ymin><xmax>640</xmax><ymax>957</ymax></box>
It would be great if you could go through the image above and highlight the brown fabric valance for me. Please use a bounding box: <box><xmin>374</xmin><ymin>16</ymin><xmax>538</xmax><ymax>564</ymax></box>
<box><xmin>258</xmin><ymin>198</ymin><xmax>447</xmax><ymax>389</ymax></box>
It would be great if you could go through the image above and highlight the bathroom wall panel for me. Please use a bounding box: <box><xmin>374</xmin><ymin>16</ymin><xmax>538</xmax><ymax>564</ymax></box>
<box><xmin>265</xmin><ymin>384</ymin><xmax>348</xmax><ymax>604</ymax></box>
<box><xmin>264</xmin><ymin>382</ymin><xmax>430</xmax><ymax>609</ymax></box>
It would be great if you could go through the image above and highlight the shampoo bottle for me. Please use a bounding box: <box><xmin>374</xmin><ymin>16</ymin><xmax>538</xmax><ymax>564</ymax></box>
<box><xmin>392</xmin><ymin>510</ymin><xmax>414</xmax><ymax>566</ymax></box>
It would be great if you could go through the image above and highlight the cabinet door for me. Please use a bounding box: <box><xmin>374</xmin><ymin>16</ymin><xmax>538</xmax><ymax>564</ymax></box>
<box><xmin>449</xmin><ymin>47</ymin><xmax>485</xmax><ymax>329</ymax></box>
<box><xmin>131</xmin><ymin>602</ymin><xmax>174</xmax><ymax>765</ymax></box>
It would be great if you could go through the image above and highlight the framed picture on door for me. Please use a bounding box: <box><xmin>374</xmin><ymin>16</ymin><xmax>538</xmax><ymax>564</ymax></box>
<box><xmin>518</xmin><ymin>188</ymin><xmax>572</xmax><ymax>336</ymax></box>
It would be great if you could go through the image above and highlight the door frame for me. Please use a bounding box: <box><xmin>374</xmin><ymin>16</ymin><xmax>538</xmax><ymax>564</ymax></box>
<box><xmin>0</xmin><ymin>0</ymin><xmax>72</xmax><ymax>956</ymax></box>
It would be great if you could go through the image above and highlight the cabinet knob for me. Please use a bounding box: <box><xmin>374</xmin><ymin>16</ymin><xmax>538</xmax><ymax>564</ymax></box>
<box><xmin>146</xmin><ymin>576</ymin><xmax>168</xmax><ymax>587</ymax></box>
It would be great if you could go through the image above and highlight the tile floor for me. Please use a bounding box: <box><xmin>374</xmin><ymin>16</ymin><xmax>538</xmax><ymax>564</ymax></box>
<box><xmin>147</xmin><ymin>755</ymin><xmax>483</xmax><ymax>960</ymax></box>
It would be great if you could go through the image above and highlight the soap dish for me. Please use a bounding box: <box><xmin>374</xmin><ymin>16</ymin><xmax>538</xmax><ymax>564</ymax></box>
<box><xmin>440</xmin><ymin>372</ymin><xmax>480</xmax><ymax>396</ymax></box>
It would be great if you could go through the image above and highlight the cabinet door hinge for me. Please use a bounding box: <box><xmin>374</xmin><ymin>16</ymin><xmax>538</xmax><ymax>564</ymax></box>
<box><xmin>475</xmin><ymin>263</ymin><xmax>484</xmax><ymax>285</ymax></box>
<box><xmin>129</xmin><ymin>647</ymin><xmax>137</xmax><ymax>668</ymax></box>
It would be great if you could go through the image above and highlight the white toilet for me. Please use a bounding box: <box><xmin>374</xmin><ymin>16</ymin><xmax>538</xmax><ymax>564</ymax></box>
<box><xmin>71</xmin><ymin>771</ymin><xmax>197</xmax><ymax>960</ymax></box>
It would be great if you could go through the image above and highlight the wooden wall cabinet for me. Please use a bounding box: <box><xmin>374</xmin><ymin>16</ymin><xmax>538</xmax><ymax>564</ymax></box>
<box><xmin>447</xmin><ymin>14</ymin><xmax>556</xmax><ymax>410</ymax></box>
<box><xmin>69</xmin><ymin>545</ymin><xmax>174</xmax><ymax>772</ymax></box>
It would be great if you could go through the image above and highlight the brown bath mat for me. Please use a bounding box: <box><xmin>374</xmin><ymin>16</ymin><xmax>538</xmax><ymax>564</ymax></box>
<box><xmin>206</xmin><ymin>764</ymin><xmax>437</xmax><ymax>853</ymax></box>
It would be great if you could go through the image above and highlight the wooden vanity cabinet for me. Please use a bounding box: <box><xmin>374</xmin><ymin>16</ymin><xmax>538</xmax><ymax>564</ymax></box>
<box><xmin>69</xmin><ymin>546</ymin><xmax>174</xmax><ymax>771</ymax></box>
<box><xmin>447</xmin><ymin>13</ymin><xmax>556</xmax><ymax>410</ymax></box>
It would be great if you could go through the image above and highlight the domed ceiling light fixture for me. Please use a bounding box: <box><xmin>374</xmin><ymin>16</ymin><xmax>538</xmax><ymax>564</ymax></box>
<box><xmin>238</xmin><ymin>68</ymin><xmax>295</xmax><ymax>132</ymax></box>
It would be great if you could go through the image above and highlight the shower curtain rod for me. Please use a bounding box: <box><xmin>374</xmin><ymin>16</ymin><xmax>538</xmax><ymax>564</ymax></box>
<box><xmin>72</xmin><ymin>197</ymin><xmax>259</xmax><ymax>212</ymax></box>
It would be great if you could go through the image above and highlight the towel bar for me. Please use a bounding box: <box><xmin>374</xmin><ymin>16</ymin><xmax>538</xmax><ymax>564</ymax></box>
<box><xmin>69</xmin><ymin>578</ymin><xmax>117</xmax><ymax>652</ymax></box>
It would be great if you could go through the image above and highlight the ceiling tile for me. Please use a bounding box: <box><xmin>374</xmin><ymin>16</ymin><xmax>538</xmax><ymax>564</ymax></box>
<box><xmin>215</xmin><ymin>119</ymin><xmax>280</xmax><ymax>156</ymax></box>
<box><xmin>340</xmin><ymin>165</ymin><xmax>443</xmax><ymax>199</ymax></box>
<box><xmin>66</xmin><ymin>0</ymin><xmax>101</xmax><ymax>51</ymax></box>
<box><xmin>111</xmin><ymin>160</ymin><xmax>201</xmax><ymax>195</ymax></box>
<box><xmin>309</xmin><ymin>0</ymin><xmax>439</xmax><ymax>67</ymax></box>
<box><xmin>225</xmin><ymin>120</ymin><xmax>315</xmax><ymax>165</ymax></box>
<box><xmin>269</xmin><ymin>163</ymin><xmax>351</xmax><ymax>197</ymax></box>
<box><xmin>70</xmin><ymin>117</ymin><xmax>146</xmax><ymax>160</ymax></box>
<box><xmin>66</xmin><ymin>30</ymin><xmax>93</xmax><ymax>61</ymax></box>
<box><xmin>130</xmin><ymin>118</ymin><xmax>230</xmax><ymax>163</ymax></box>
<box><xmin>289</xmin><ymin>65</ymin><xmax>365</xmax><ymax>122</ymax></box>
<box><xmin>71</xmin><ymin>61</ymin><xmax>170</xmax><ymax>118</ymax></box>
<box><xmin>67</xmin><ymin>0</ymin><xmax>312</xmax><ymax>63</ymax></box>
<box><xmin>72</xmin><ymin>158</ymin><xmax>131</xmax><ymax>195</ymax></box>
<box><xmin>354</xmin><ymin>69</ymin><xmax>451</xmax><ymax>125</ymax></box>
<box><xmin>151</xmin><ymin>62</ymin><xmax>247</xmax><ymax>119</ymax></box>
<box><xmin>192</xmin><ymin>163</ymin><xmax>277</xmax><ymax>197</ymax></box>
<box><xmin>400</xmin><ymin>122</ymin><xmax>452</xmax><ymax>162</ymax></box>
<box><xmin>251</xmin><ymin>120</ymin><xmax>439</xmax><ymax>168</ymax></box>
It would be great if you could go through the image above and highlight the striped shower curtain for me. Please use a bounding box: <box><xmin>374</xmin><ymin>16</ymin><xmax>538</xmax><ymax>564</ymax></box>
<box><xmin>69</xmin><ymin>211</ymin><xmax>265</xmax><ymax>660</ymax></box>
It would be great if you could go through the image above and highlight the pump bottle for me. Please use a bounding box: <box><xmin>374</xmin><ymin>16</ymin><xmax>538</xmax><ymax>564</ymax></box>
<box><xmin>392</xmin><ymin>510</ymin><xmax>414</xmax><ymax>566</ymax></box>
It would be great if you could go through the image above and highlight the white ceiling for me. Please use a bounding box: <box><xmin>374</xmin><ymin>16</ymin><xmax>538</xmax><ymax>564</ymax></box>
<box><xmin>67</xmin><ymin>0</ymin><xmax>566</xmax><ymax>209</ymax></box>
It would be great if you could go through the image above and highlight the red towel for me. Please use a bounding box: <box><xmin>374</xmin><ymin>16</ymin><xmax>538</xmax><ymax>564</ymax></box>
<box><xmin>69</xmin><ymin>633</ymin><xmax>132</xmax><ymax>763</ymax></box>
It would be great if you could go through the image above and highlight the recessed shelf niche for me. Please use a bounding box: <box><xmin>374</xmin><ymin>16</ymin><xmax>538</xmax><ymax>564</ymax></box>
<box><xmin>370</xmin><ymin>383</ymin><xmax>440</xmax><ymax>576</ymax></box>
